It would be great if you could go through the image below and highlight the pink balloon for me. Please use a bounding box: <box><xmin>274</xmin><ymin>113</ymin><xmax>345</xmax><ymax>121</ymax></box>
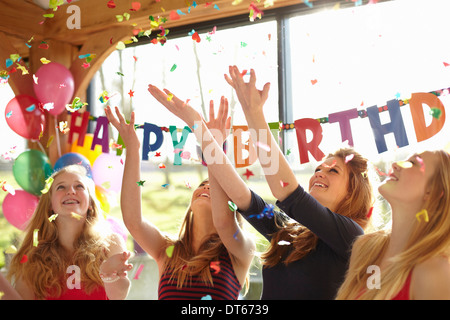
<box><xmin>106</xmin><ymin>216</ymin><xmax>128</xmax><ymax>243</ymax></box>
<box><xmin>2</xmin><ymin>190</ymin><xmax>40</xmax><ymax>230</ymax></box>
<box><xmin>33</xmin><ymin>62</ymin><xmax>74</xmax><ymax>116</ymax></box>
<box><xmin>92</xmin><ymin>153</ymin><xmax>124</xmax><ymax>193</ymax></box>
<box><xmin>5</xmin><ymin>95</ymin><xmax>46</xmax><ymax>140</ymax></box>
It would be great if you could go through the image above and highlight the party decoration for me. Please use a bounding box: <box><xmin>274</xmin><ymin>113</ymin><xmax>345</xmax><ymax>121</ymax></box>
<box><xmin>5</xmin><ymin>95</ymin><xmax>46</xmax><ymax>140</ymax></box>
<box><xmin>170</xmin><ymin>125</ymin><xmax>191</xmax><ymax>165</ymax></box>
<box><xmin>33</xmin><ymin>62</ymin><xmax>75</xmax><ymax>116</ymax></box>
<box><xmin>294</xmin><ymin>118</ymin><xmax>325</xmax><ymax>164</ymax></box>
<box><xmin>106</xmin><ymin>216</ymin><xmax>128</xmax><ymax>242</ymax></box>
<box><xmin>367</xmin><ymin>99</ymin><xmax>409</xmax><ymax>153</ymax></box>
<box><xmin>53</xmin><ymin>152</ymin><xmax>92</xmax><ymax>177</ymax></box>
<box><xmin>13</xmin><ymin>150</ymin><xmax>52</xmax><ymax>196</ymax></box>
<box><xmin>48</xmin><ymin>213</ymin><xmax>58</xmax><ymax>222</ymax></box>
<box><xmin>92</xmin><ymin>153</ymin><xmax>124</xmax><ymax>193</ymax></box>
<box><xmin>409</xmin><ymin>93</ymin><xmax>446</xmax><ymax>142</ymax></box>
<box><xmin>416</xmin><ymin>209</ymin><xmax>429</xmax><ymax>223</ymax></box>
<box><xmin>70</xmin><ymin>133</ymin><xmax>103</xmax><ymax>167</ymax></box>
<box><xmin>95</xmin><ymin>185</ymin><xmax>111</xmax><ymax>213</ymax></box>
<box><xmin>165</xmin><ymin>245</ymin><xmax>174</xmax><ymax>258</ymax></box>
<box><xmin>2</xmin><ymin>190</ymin><xmax>40</xmax><ymax>230</ymax></box>
<box><xmin>142</xmin><ymin>123</ymin><xmax>164</xmax><ymax>161</ymax></box>
<box><xmin>41</xmin><ymin>177</ymin><xmax>54</xmax><ymax>194</ymax></box>
<box><xmin>233</xmin><ymin>126</ymin><xmax>257</xmax><ymax>168</ymax></box>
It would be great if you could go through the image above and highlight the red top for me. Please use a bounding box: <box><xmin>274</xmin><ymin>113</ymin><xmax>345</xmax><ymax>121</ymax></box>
<box><xmin>158</xmin><ymin>252</ymin><xmax>241</xmax><ymax>300</ymax></box>
<box><xmin>391</xmin><ymin>272</ymin><xmax>412</xmax><ymax>300</ymax></box>
<box><xmin>46</xmin><ymin>285</ymin><xmax>108</xmax><ymax>300</ymax></box>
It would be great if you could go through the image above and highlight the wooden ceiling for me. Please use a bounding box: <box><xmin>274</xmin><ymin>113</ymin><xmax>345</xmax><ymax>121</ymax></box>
<box><xmin>1</xmin><ymin>0</ymin><xmax>309</xmax><ymax>59</ymax></box>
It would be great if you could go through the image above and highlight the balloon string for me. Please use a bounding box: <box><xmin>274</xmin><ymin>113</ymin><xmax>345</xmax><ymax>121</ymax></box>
<box><xmin>36</xmin><ymin>140</ymin><xmax>47</xmax><ymax>156</ymax></box>
<box><xmin>54</xmin><ymin>117</ymin><xmax>62</xmax><ymax>159</ymax></box>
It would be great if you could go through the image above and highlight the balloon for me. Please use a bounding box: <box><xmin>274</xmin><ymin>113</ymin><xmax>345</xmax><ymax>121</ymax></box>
<box><xmin>13</xmin><ymin>150</ymin><xmax>52</xmax><ymax>196</ymax></box>
<box><xmin>2</xmin><ymin>190</ymin><xmax>40</xmax><ymax>230</ymax></box>
<box><xmin>71</xmin><ymin>134</ymin><xmax>103</xmax><ymax>167</ymax></box>
<box><xmin>106</xmin><ymin>216</ymin><xmax>128</xmax><ymax>243</ymax></box>
<box><xmin>5</xmin><ymin>95</ymin><xmax>46</xmax><ymax>140</ymax></box>
<box><xmin>33</xmin><ymin>62</ymin><xmax>74</xmax><ymax>116</ymax></box>
<box><xmin>53</xmin><ymin>152</ymin><xmax>92</xmax><ymax>177</ymax></box>
<box><xmin>95</xmin><ymin>185</ymin><xmax>111</xmax><ymax>213</ymax></box>
<box><xmin>92</xmin><ymin>153</ymin><xmax>124</xmax><ymax>193</ymax></box>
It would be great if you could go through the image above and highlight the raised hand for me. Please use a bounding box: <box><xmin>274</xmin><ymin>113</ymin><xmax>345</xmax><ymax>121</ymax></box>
<box><xmin>205</xmin><ymin>96</ymin><xmax>231</xmax><ymax>146</ymax></box>
<box><xmin>104</xmin><ymin>106</ymin><xmax>139</xmax><ymax>149</ymax></box>
<box><xmin>224</xmin><ymin>66</ymin><xmax>270</xmax><ymax>119</ymax></box>
<box><xmin>148</xmin><ymin>84</ymin><xmax>202</xmax><ymax>129</ymax></box>
<box><xmin>100</xmin><ymin>251</ymin><xmax>133</xmax><ymax>281</ymax></box>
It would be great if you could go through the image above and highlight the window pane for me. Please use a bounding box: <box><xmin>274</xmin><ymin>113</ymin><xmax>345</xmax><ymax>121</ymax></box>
<box><xmin>91</xmin><ymin>20</ymin><xmax>278</xmax><ymax>166</ymax></box>
<box><xmin>287</xmin><ymin>0</ymin><xmax>450</xmax><ymax>172</ymax></box>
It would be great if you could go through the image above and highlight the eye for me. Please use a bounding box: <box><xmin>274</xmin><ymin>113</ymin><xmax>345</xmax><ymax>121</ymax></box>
<box><xmin>56</xmin><ymin>185</ymin><xmax>65</xmax><ymax>190</ymax></box>
<box><xmin>330</xmin><ymin>168</ymin><xmax>338</xmax><ymax>173</ymax></box>
<box><xmin>76</xmin><ymin>184</ymin><xmax>85</xmax><ymax>189</ymax></box>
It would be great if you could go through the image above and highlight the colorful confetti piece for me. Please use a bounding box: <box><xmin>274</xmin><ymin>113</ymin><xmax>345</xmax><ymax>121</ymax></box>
<box><xmin>416</xmin><ymin>209</ymin><xmax>429</xmax><ymax>223</ymax></box>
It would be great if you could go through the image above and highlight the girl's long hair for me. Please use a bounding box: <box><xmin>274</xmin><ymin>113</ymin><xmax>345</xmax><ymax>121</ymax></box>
<box><xmin>8</xmin><ymin>165</ymin><xmax>113</xmax><ymax>300</ymax></box>
<box><xmin>162</xmin><ymin>179</ymin><xmax>249</xmax><ymax>293</ymax></box>
<box><xmin>336</xmin><ymin>150</ymin><xmax>450</xmax><ymax>299</ymax></box>
<box><xmin>262</xmin><ymin>148</ymin><xmax>374</xmax><ymax>267</ymax></box>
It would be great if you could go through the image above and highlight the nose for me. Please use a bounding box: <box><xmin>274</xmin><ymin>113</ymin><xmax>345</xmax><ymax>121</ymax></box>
<box><xmin>66</xmin><ymin>186</ymin><xmax>76</xmax><ymax>194</ymax></box>
<box><xmin>315</xmin><ymin>170</ymin><xmax>325</xmax><ymax>178</ymax></box>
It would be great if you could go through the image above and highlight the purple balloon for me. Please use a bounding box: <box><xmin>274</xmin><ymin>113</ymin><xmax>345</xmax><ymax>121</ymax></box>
<box><xmin>33</xmin><ymin>62</ymin><xmax>74</xmax><ymax>116</ymax></box>
<box><xmin>2</xmin><ymin>190</ymin><xmax>39</xmax><ymax>230</ymax></box>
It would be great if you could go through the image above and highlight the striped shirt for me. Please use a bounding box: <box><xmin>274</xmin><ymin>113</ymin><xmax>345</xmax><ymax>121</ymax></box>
<box><xmin>158</xmin><ymin>252</ymin><xmax>241</xmax><ymax>300</ymax></box>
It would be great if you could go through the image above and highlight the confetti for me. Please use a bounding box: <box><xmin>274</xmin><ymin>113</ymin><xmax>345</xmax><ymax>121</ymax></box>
<box><xmin>345</xmin><ymin>154</ymin><xmax>354</xmax><ymax>163</ymax></box>
<box><xmin>128</xmin><ymin>89</ymin><xmax>134</xmax><ymax>97</ymax></box>
<box><xmin>397</xmin><ymin>160</ymin><xmax>412</xmax><ymax>169</ymax></box>
<box><xmin>161</xmin><ymin>183</ymin><xmax>169</xmax><ymax>188</ymax></box>
<box><xmin>243</xmin><ymin>168</ymin><xmax>254</xmax><ymax>180</ymax></box>
<box><xmin>280</xmin><ymin>180</ymin><xmax>289</xmax><ymax>188</ymax></box>
<box><xmin>210</xmin><ymin>261</ymin><xmax>220</xmax><ymax>274</ymax></box>
<box><xmin>367</xmin><ymin>207</ymin><xmax>374</xmax><ymax>219</ymax></box>
<box><xmin>107</xmin><ymin>0</ymin><xmax>116</xmax><ymax>8</ymax></box>
<box><xmin>165</xmin><ymin>245</ymin><xmax>174</xmax><ymax>258</ymax></box>
<box><xmin>5</xmin><ymin>245</ymin><xmax>17</xmax><ymax>254</ymax></box>
<box><xmin>136</xmin><ymin>180</ymin><xmax>145</xmax><ymax>186</ymax></box>
<box><xmin>167</xmin><ymin>93</ymin><xmax>173</xmax><ymax>101</ymax></box>
<box><xmin>416</xmin><ymin>156</ymin><xmax>425</xmax><ymax>172</ymax></box>
<box><xmin>430</xmin><ymin>108</ymin><xmax>442</xmax><ymax>119</ymax></box>
<box><xmin>255</xmin><ymin>141</ymin><xmax>270</xmax><ymax>152</ymax></box>
<box><xmin>233</xmin><ymin>229</ymin><xmax>239</xmax><ymax>240</ymax></box>
<box><xmin>33</xmin><ymin>229</ymin><xmax>39</xmax><ymax>247</ymax></box>
<box><xmin>159</xmin><ymin>163</ymin><xmax>166</xmax><ymax>169</ymax></box>
<box><xmin>249</xmin><ymin>203</ymin><xmax>275</xmax><ymax>219</ymax></box>
<box><xmin>25</xmin><ymin>104</ymin><xmax>36</xmax><ymax>112</ymax></box>
<box><xmin>48</xmin><ymin>213</ymin><xmax>58</xmax><ymax>222</ymax></box>
<box><xmin>40</xmin><ymin>57</ymin><xmax>51</xmax><ymax>64</ymax></box>
<box><xmin>416</xmin><ymin>209</ymin><xmax>429</xmax><ymax>223</ymax></box>
<box><xmin>71</xmin><ymin>212</ymin><xmax>83</xmax><ymax>220</ymax></box>
<box><xmin>228</xmin><ymin>201</ymin><xmax>238</xmax><ymax>212</ymax></box>
<box><xmin>20</xmin><ymin>255</ymin><xmax>28</xmax><ymax>263</ymax></box>
<box><xmin>277</xmin><ymin>240</ymin><xmax>291</xmax><ymax>246</ymax></box>
<box><xmin>41</xmin><ymin>177</ymin><xmax>54</xmax><ymax>194</ymax></box>
<box><xmin>66</xmin><ymin>97</ymin><xmax>87</xmax><ymax>112</ymax></box>
<box><xmin>46</xmin><ymin>135</ymin><xmax>54</xmax><ymax>148</ymax></box>
<box><xmin>133</xmin><ymin>264</ymin><xmax>144</xmax><ymax>279</ymax></box>
<box><xmin>170</xmin><ymin>64</ymin><xmax>177</xmax><ymax>72</ymax></box>
<box><xmin>201</xmin><ymin>295</ymin><xmax>212</xmax><ymax>300</ymax></box>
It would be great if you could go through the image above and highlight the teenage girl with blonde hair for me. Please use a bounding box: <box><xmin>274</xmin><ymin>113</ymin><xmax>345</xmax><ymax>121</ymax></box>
<box><xmin>6</xmin><ymin>164</ymin><xmax>132</xmax><ymax>300</ymax></box>
<box><xmin>104</xmin><ymin>105</ymin><xmax>255</xmax><ymax>300</ymax></box>
<box><xmin>336</xmin><ymin>150</ymin><xmax>450</xmax><ymax>299</ymax></box>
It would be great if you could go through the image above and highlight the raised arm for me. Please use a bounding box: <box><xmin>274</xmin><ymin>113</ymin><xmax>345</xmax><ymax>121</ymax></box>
<box><xmin>204</xmin><ymin>98</ymin><xmax>255</xmax><ymax>269</ymax></box>
<box><xmin>225</xmin><ymin>66</ymin><xmax>298</xmax><ymax>202</ymax></box>
<box><xmin>147</xmin><ymin>85</ymin><xmax>252</xmax><ymax>211</ymax></box>
<box><xmin>104</xmin><ymin>106</ymin><xmax>168</xmax><ymax>265</ymax></box>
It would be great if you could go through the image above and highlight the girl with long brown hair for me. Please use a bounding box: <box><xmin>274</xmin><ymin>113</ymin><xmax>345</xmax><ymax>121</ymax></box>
<box><xmin>104</xmin><ymin>105</ymin><xmax>255</xmax><ymax>300</ymax></box>
<box><xmin>5</xmin><ymin>164</ymin><xmax>132</xmax><ymax>300</ymax></box>
<box><xmin>148</xmin><ymin>66</ymin><xmax>374</xmax><ymax>299</ymax></box>
<box><xmin>336</xmin><ymin>150</ymin><xmax>450</xmax><ymax>299</ymax></box>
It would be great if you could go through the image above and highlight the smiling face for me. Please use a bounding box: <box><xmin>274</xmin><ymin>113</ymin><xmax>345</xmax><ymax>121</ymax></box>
<box><xmin>308</xmin><ymin>156</ymin><xmax>350</xmax><ymax>212</ymax></box>
<box><xmin>50</xmin><ymin>171</ymin><xmax>91</xmax><ymax>219</ymax></box>
<box><xmin>379</xmin><ymin>151</ymin><xmax>439</xmax><ymax>206</ymax></box>
<box><xmin>190</xmin><ymin>180</ymin><xmax>211</xmax><ymax>212</ymax></box>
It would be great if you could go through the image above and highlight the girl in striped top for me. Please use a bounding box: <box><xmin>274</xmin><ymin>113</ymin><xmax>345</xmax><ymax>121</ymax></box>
<box><xmin>105</xmin><ymin>105</ymin><xmax>255</xmax><ymax>300</ymax></box>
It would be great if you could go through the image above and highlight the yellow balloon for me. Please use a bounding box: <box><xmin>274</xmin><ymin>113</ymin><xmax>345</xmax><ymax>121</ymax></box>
<box><xmin>71</xmin><ymin>133</ymin><xmax>103</xmax><ymax>167</ymax></box>
<box><xmin>95</xmin><ymin>185</ymin><xmax>111</xmax><ymax>213</ymax></box>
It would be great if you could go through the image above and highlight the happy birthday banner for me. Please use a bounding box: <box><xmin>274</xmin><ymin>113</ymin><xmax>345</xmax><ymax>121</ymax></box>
<box><xmin>69</xmin><ymin>88</ymin><xmax>447</xmax><ymax>166</ymax></box>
